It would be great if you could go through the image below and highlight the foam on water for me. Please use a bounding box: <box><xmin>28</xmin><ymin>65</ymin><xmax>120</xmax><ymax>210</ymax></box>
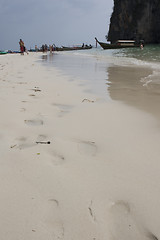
<box><xmin>69</xmin><ymin>46</ymin><xmax>160</xmax><ymax>86</ymax></box>
<box><xmin>41</xmin><ymin>46</ymin><xmax>160</xmax><ymax>120</ymax></box>
<box><xmin>71</xmin><ymin>47</ymin><xmax>160</xmax><ymax>67</ymax></box>
<box><xmin>42</xmin><ymin>45</ymin><xmax>160</xmax><ymax>87</ymax></box>
<box><xmin>42</xmin><ymin>45</ymin><xmax>160</xmax><ymax>90</ymax></box>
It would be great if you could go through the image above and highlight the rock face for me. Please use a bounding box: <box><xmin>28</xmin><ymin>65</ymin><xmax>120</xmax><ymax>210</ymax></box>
<box><xmin>107</xmin><ymin>0</ymin><xmax>160</xmax><ymax>44</ymax></box>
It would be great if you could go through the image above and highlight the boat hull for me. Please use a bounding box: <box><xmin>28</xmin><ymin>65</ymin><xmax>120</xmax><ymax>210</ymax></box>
<box><xmin>55</xmin><ymin>46</ymin><xmax>92</xmax><ymax>51</ymax></box>
<box><xmin>99</xmin><ymin>42</ymin><xmax>139</xmax><ymax>49</ymax></box>
<box><xmin>95</xmin><ymin>38</ymin><xmax>140</xmax><ymax>50</ymax></box>
<box><xmin>0</xmin><ymin>52</ymin><xmax>7</xmax><ymax>55</ymax></box>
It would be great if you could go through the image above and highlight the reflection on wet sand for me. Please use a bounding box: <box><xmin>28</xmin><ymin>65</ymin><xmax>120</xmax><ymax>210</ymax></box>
<box><xmin>41</xmin><ymin>53</ymin><xmax>55</xmax><ymax>62</ymax></box>
<box><xmin>107</xmin><ymin>65</ymin><xmax>160</xmax><ymax>121</ymax></box>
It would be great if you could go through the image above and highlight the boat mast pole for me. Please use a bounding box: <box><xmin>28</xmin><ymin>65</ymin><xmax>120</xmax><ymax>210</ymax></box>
<box><xmin>95</xmin><ymin>37</ymin><xmax>98</xmax><ymax>48</ymax></box>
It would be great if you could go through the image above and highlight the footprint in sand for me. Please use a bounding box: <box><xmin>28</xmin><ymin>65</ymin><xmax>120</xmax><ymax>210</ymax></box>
<box><xmin>52</xmin><ymin>103</ymin><xmax>73</xmax><ymax>117</ymax></box>
<box><xmin>48</xmin><ymin>198</ymin><xmax>59</xmax><ymax>207</ymax></box>
<box><xmin>47</xmin><ymin>149</ymin><xmax>65</xmax><ymax>166</ymax></box>
<box><xmin>24</xmin><ymin>119</ymin><xmax>43</xmax><ymax>126</ymax></box>
<box><xmin>12</xmin><ymin>135</ymin><xmax>47</xmax><ymax>150</ymax></box>
<box><xmin>52</xmin><ymin>221</ymin><xmax>64</xmax><ymax>240</ymax></box>
<box><xmin>42</xmin><ymin>198</ymin><xmax>65</xmax><ymax>240</ymax></box>
<box><xmin>77</xmin><ymin>140</ymin><xmax>97</xmax><ymax>156</ymax></box>
<box><xmin>20</xmin><ymin>108</ymin><xmax>26</xmax><ymax>112</ymax></box>
<box><xmin>108</xmin><ymin>200</ymin><xmax>158</xmax><ymax>240</ymax></box>
<box><xmin>15</xmin><ymin>137</ymin><xmax>36</xmax><ymax>150</ymax></box>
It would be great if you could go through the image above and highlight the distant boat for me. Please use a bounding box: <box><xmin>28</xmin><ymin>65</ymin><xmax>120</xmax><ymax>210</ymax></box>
<box><xmin>95</xmin><ymin>38</ymin><xmax>141</xmax><ymax>49</ymax></box>
<box><xmin>55</xmin><ymin>45</ymin><xmax>92</xmax><ymax>51</ymax></box>
<box><xmin>0</xmin><ymin>51</ymin><xmax>8</xmax><ymax>55</ymax></box>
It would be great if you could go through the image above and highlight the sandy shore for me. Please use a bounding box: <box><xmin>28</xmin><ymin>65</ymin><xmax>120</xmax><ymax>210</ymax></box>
<box><xmin>0</xmin><ymin>52</ymin><xmax>160</xmax><ymax>240</ymax></box>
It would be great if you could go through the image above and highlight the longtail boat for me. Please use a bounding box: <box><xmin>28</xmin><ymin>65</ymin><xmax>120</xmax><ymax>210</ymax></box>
<box><xmin>95</xmin><ymin>38</ymin><xmax>142</xmax><ymax>49</ymax></box>
<box><xmin>55</xmin><ymin>45</ymin><xmax>92</xmax><ymax>51</ymax></box>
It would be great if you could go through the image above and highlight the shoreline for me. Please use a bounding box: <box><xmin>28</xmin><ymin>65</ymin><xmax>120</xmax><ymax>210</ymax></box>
<box><xmin>0</xmin><ymin>52</ymin><xmax>160</xmax><ymax>240</ymax></box>
<box><xmin>40</xmin><ymin>50</ymin><xmax>160</xmax><ymax>122</ymax></box>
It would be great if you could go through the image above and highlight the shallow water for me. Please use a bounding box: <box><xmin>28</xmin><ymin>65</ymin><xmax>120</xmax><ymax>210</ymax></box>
<box><xmin>41</xmin><ymin>51</ymin><xmax>110</xmax><ymax>99</ymax></box>
<box><xmin>41</xmin><ymin>46</ymin><xmax>160</xmax><ymax>121</ymax></box>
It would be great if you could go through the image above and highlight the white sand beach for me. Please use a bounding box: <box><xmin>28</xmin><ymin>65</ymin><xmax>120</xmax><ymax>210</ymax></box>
<box><xmin>0</xmin><ymin>52</ymin><xmax>160</xmax><ymax>240</ymax></box>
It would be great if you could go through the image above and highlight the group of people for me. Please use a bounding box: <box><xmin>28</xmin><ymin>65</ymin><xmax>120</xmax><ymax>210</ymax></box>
<box><xmin>19</xmin><ymin>39</ymin><xmax>56</xmax><ymax>54</ymax></box>
<box><xmin>41</xmin><ymin>44</ymin><xmax>56</xmax><ymax>53</ymax></box>
<box><xmin>19</xmin><ymin>39</ymin><xmax>28</xmax><ymax>55</ymax></box>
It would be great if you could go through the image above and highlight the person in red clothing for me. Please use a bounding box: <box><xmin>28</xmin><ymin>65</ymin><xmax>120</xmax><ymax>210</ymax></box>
<box><xmin>19</xmin><ymin>39</ymin><xmax>29</xmax><ymax>55</ymax></box>
<box><xmin>19</xmin><ymin>39</ymin><xmax>25</xmax><ymax>55</ymax></box>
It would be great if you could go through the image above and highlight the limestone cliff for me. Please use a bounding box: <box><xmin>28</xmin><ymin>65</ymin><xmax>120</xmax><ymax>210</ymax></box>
<box><xmin>107</xmin><ymin>0</ymin><xmax>160</xmax><ymax>43</ymax></box>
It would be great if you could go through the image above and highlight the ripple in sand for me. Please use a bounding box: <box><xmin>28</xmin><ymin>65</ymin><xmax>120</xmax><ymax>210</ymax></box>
<box><xmin>18</xmin><ymin>142</ymin><xmax>36</xmax><ymax>150</ymax></box>
<box><xmin>48</xmin><ymin>150</ymin><xmax>65</xmax><ymax>166</ymax></box>
<box><xmin>16</xmin><ymin>138</ymin><xmax>36</xmax><ymax>150</ymax></box>
<box><xmin>77</xmin><ymin>140</ymin><xmax>97</xmax><ymax>156</ymax></box>
<box><xmin>88</xmin><ymin>201</ymin><xmax>96</xmax><ymax>222</ymax></box>
<box><xmin>51</xmin><ymin>222</ymin><xmax>64</xmax><ymax>240</ymax></box>
<box><xmin>52</xmin><ymin>103</ymin><xmax>73</xmax><ymax>116</ymax></box>
<box><xmin>12</xmin><ymin>136</ymin><xmax>42</xmax><ymax>150</ymax></box>
<box><xmin>24</xmin><ymin>119</ymin><xmax>43</xmax><ymax>126</ymax></box>
<box><xmin>17</xmin><ymin>81</ymin><xmax>27</xmax><ymax>84</ymax></box>
<box><xmin>20</xmin><ymin>108</ymin><xmax>26</xmax><ymax>112</ymax></box>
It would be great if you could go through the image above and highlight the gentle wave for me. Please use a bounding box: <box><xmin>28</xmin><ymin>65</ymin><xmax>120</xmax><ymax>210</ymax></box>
<box><xmin>68</xmin><ymin>47</ymin><xmax>160</xmax><ymax>86</ymax></box>
<box><xmin>49</xmin><ymin>46</ymin><xmax>160</xmax><ymax>87</ymax></box>
<box><xmin>69</xmin><ymin>47</ymin><xmax>160</xmax><ymax>70</ymax></box>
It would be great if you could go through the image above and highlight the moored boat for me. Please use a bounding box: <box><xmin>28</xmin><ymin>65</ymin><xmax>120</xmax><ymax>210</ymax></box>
<box><xmin>95</xmin><ymin>38</ymin><xmax>142</xmax><ymax>49</ymax></box>
<box><xmin>0</xmin><ymin>51</ymin><xmax>8</xmax><ymax>55</ymax></box>
<box><xmin>55</xmin><ymin>45</ymin><xmax>92</xmax><ymax>51</ymax></box>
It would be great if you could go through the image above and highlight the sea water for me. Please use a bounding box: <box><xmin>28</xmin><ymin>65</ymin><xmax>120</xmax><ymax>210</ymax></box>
<box><xmin>42</xmin><ymin>45</ymin><xmax>160</xmax><ymax>85</ymax></box>
<box><xmin>41</xmin><ymin>45</ymin><xmax>160</xmax><ymax>120</ymax></box>
<box><xmin>73</xmin><ymin>45</ymin><xmax>160</xmax><ymax>85</ymax></box>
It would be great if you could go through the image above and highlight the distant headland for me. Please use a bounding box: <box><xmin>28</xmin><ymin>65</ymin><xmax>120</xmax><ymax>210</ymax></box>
<box><xmin>107</xmin><ymin>0</ymin><xmax>160</xmax><ymax>44</ymax></box>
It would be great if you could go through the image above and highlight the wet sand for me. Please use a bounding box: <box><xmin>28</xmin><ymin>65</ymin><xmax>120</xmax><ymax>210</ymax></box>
<box><xmin>107</xmin><ymin>65</ymin><xmax>160</xmax><ymax>122</ymax></box>
<box><xmin>0</xmin><ymin>52</ymin><xmax>160</xmax><ymax>240</ymax></box>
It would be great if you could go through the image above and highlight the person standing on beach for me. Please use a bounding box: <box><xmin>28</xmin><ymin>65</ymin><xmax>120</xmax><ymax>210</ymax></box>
<box><xmin>42</xmin><ymin>45</ymin><xmax>45</xmax><ymax>53</ymax></box>
<box><xmin>19</xmin><ymin>39</ymin><xmax>28</xmax><ymax>55</ymax></box>
<box><xmin>35</xmin><ymin>45</ymin><xmax>38</xmax><ymax>52</ymax></box>
<box><xmin>49</xmin><ymin>45</ymin><xmax>53</xmax><ymax>53</ymax></box>
<box><xmin>19</xmin><ymin>39</ymin><xmax>24</xmax><ymax>55</ymax></box>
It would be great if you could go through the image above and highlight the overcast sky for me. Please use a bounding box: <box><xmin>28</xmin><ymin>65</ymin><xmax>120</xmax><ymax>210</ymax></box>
<box><xmin>0</xmin><ymin>0</ymin><xmax>113</xmax><ymax>50</ymax></box>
